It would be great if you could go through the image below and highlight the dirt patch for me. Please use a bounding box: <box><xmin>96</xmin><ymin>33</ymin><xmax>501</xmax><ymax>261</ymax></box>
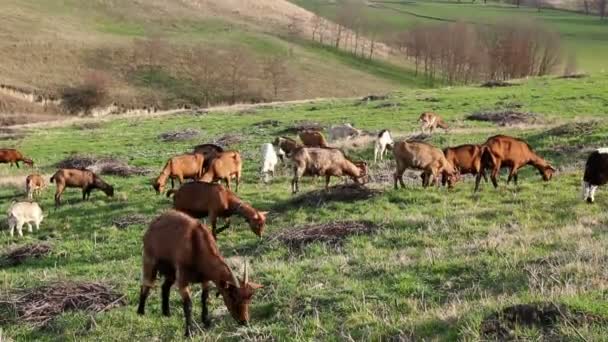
<box><xmin>111</xmin><ymin>214</ymin><xmax>149</xmax><ymax>229</ymax></box>
<box><xmin>480</xmin><ymin>80</ymin><xmax>516</xmax><ymax>88</ymax></box>
<box><xmin>277</xmin><ymin>184</ymin><xmax>381</xmax><ymax>210</ymax></box>
<box><xmin>272</xmin><ymin>220</ymin><xmax>378</xmax><ymax>249</ymax></box>
<box><xmin>466</xmin><ymin>111</ymin><xmax>541</xmax><ymax>126</ymax></box>
<box><xmin>0</xmin><ymin>281</ymin><xmax>126</xmax><ymax>327</ymax></box>
<box><xmin>1</xmin><ymin>243</ymin><xmax>52</xmax><ymax>267</ymax></box>
<box><xmin>55</xmin><ymin>154</ymin><xmax>151</xmax><ymax>177</ymax></box>
<box><xmin>73</xmin><ymin>122</ymin><xmax>102</xmax><ymax>130</ymax></box>
<box><xmin>214</xmin><ymin>133</ymin><xmax>243</xmax><ymax>147</ymax></box>
<box><xmin>157</xmin><ymin>128</ymin><xmax>201</xmax><ymax>142</ymax></box>
<box><xmin>480</xmin><ymin>302</ymin><xmax>606</xmax><ymax>340</ymax></box>
<box><xmin>546</xmin><ymin>121</ymin><xmax>598</xmax><ymax>137</ymax></box>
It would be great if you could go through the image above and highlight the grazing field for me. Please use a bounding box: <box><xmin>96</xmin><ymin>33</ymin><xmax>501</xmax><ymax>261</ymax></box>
<box><xmin>2</xmin><ymin>75</ymin><xmax>608</xmax><ymax>340</ymax></box>
<box><xmin>293</xmin><ymin>0</ymin><xmax>608</xmax><ymax>73</ymax></box>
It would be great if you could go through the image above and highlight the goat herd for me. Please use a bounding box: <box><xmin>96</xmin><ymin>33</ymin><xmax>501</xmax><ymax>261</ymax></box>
<box><xmin>1</xmin><ymin>112</ymin><xmax>607</xmax><ymax>336</ymax></box>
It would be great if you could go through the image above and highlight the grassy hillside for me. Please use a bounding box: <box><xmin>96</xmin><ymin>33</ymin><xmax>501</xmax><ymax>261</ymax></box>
<box><xmin>293</xmin><ymin>0</ymin><xmax>608</xmax><ymax>73</ymax></box>
<box><xmin>1</xmin><ymin>74</ymin><xmax>608</xmax><ymax>340</ymax></box>
<box><xmin>0</xmin><ymin>0</ymin><xmax>426</xmax><ymax>112</ymax></box>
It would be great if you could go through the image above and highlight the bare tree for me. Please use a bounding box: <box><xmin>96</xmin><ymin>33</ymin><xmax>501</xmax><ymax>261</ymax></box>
<box><xmin>223</xmin><ymin>48</ymin><xmax>251</xmax><ymax>104</ymax></box>
<box><xmin>581</xmin><ymin>0</ymin><xmax>590</xmax><ymax>14</ymax></box>
<box><xmin>596</xmin><ymin>0</ymin><xmax>607</xmax><ymax>19</ymax></box>
<box><xmin>182</xmin><ymin>46</ymin><xmax>222</xmax><ymax>107</ymax></box>
<box><xmin>262</xmin><ymin>55</ymin><xmax>292</xmax><ymax>99</ymax></box>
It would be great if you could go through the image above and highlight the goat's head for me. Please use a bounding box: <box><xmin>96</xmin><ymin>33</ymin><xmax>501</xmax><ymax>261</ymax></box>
<box><xmin>247</xmin><ymin>211</ymin><xmax>268</xmax><ymax>237</ymax></box>
<box><xmin>23</xmin><ymin>158</ymin><xmax>34</xmax><ymax>167</ymax></box>
<box><xmin>152</xmin><ymin>178</ymin><xmax>164</xmax><ymax>194</ymax></box>
<box><xmin>353</xmin><ymin>161</ymin><xmax>369</xmax><ymax>184</ymax></box>
<box><xmin>218</xmin><ymin>262</ymin><xmax>263</xmax><ymax>326</ymax></box>
<box><xmin>541</xmin><ymin>165</ymin><xmax>556</xmax><ymax>181</ymax></box>
<box><xmin>95</xmin><ymin>176</ymin><xmax>114</xmax><ymax>197</ymax></box>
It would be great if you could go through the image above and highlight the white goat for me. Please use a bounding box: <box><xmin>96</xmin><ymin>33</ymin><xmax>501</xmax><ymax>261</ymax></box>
<box><xmin>7</xmin><ymin>201</ymin><xmax>44</xmax><ymax>237</ymax></box>
<box><xmin>374</xmin><ymin>129</ymin><xmax>393</xmax><ymax>163</ymax></box>
<box><xmin>260</xmin><ymin>143</ymin><xmax>281</xmax><ymax>183</ymax></box>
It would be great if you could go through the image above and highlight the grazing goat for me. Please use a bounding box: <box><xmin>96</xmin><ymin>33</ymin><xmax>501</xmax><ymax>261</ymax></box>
<box><xmin>328</xmin><ymin>123</ymin><xmax>361</xmax><ymax>141</ymax></box>
<box><xmin>290</xmin><ymin>147</ymin><xmax>368</xmax><ymax>193</ymax></box>
<box><xmin>169</xmin><ymin>181</ymin><xmax>267</xmax><ymax>238</ymax></box>
<box><xmin>153</xmin><ymin>154</ymin><xmax>204</xmax><ymax>194</ymax></box>
<box><xmin>137</xmin><ymin>210</ymin><xmax>263</xmax><ymax>337</ymax></box>
<box><xmin>442</xmin><ymin>144</ymin><xmax>487</xmax><ymax>190</ymax></box>
<box><xmin>193</xmin><ymin>143</ymin><xmax>224</xmax><ymax>170</ymax></box>
<box><xmin>582</xmin><ymin>148</ymin><xmax>608</xmax><ymax>203</ymax></box>
<box><xmin>7</xmin><ymin>201</ymin><xmax>43</xmax><ymax>237</ymax></box>
<box><xmin>0</xmin><ymin>148</ymin><xmax>33</xmax><ymax>168</ymax></box>
<box><xmin>418</xmin><ymin>112</ymin><xmax>448</xmax><ymax>134</ymax></box>
<box><xmin>273</xmin><ymin>136</ymin><xmax>301</xmax><ymax>159</ymax></box>
<box><xmin>374</xmin><ymin>129</ymin><xmax>393</xmax><ymax>163</ymax></box>
<box><xmin>299</xmin><ymin>130</ymin><xmax>329</xmax><ymax>148</ymax></box>
<box><xmin>199</xmin><ymin>151</ymin><xmax>242</xmax><ymax>192</ymax></box>
<box><xmin>260</xmin><ymin>143</ymin><xmax>280</xmax><ymax>183</ymax></box>
<box><xmin>50</xmin><ymin>169</ymin><xmax>114</xmax><ymax>206</ymax></box>
<box><xmin>26</xmin><ymin>173</ymin><xmax>46</xmax><ymax>200</ymax></box>
<box><xmin>479</xmin><ymin>135</ymin><xmax>555</xmax><ymax>190</ymax></box>
<box><xmin>393</xmin><ymin>141</ymin><xmax>458</xmax><ymax>189</ymax></box>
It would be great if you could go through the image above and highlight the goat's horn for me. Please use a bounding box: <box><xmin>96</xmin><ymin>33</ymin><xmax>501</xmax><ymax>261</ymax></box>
<box><xmin>243</xmin><ymin>260</ymin><xmax>249</xmax><ymax>284</ymax></box>
<box><xmin>229</xmin><ymin>266</ymin><xmax>240</xmax><ymax>288</ymax></box>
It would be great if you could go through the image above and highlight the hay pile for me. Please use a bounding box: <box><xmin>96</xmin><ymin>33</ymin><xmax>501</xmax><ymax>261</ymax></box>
<box><xmin>480</xmin><ymin>80</ymin><xmax>516</xmax><ymax>88</ymax></box>
<box><xmin>273</xmin><ymin>220</ymin><xmax>378</xmax><ymax>249</ymax></box>
<box><xmin>481</xmin><ymin>302</ymin><xmax>606</xmax><ymax>340</ymax></box>
<box><xmin>0</xmin><ymin>282</ymin><xmax>126</xmax><ymax>327</ymax></box>
<box><xmin>466</xmin><ymin>111</ymin><xmax>541</xmax><ymax>126</ymax></box>
<box><xmin>112</xmin><ymin>214</ymin><xmax>149</xmax><ymax>229</ymax></box>
<box><xmin>546</xmin><ymin>121</ymin><xmax>598</xmax><ymax>137</ymax></box>
<box><xmin>55</xmin><ymin>154</ymin><xmax>151</xmax><ymax>177</ymax></box>
<box><xmin>280</xmin><ymin>184</ymin><xmax>381</xmax><ymax>209</ymax></box>
<box><xmin>158</xmin><ymin>128</ymin><xmax>201</xmax><ymax>142</ymax></box>
<box><xmin>1</xmin><ymin>243</ymin><xmax>52</xmax><ymax>267</ymax></box>
<box><xmin>557</xmin><ymin>73</ymin><xmax>587</xmax><ymax>79</ymax></box>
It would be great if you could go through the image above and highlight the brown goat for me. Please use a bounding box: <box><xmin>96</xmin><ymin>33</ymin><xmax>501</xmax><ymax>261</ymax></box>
<box><xmin>169</xmin><ymin>181</ymin><xmax>267</xmax><ymax>238</ymax></box>
<box><xmin>25</xmin><ymin>173</ymin><xmax>46</xmax><ymax>200</ymax></box>
<box><xmin>153</xmin><ymin>154</ymin><xmax>204</xmax><ymax>194</ymax></box>
<box><xmin>0</xmin><ymin>148</ymin><xmax>33</xmax><ymax>168</ymax></box>
<box><xmin>193</xmin><ymin>143</ymin><xmax>224</xmax><ymax>170</ymax></box>
<box><xmin>137</xmin><ymin>210</ymin><xmax>263</xmax><ymax>337</ymax></box>
<box><xmin>199</xmin><ymin>151</ymin><xmax>242</xmax><ymax>192</ymax></box>
<box><xmin>290</xmin><ymin>147</ymin><xmax>368</xmax><ymax>193</ymax></box>
<box><xmin>299</xmin><ymin>130</ymin><xmax>329</xmax><ymax>148</ymax></box>
<box><xmin>50</xmin><ymin>169</ymin><xmax>114</xmax><ymax>206</ymax></box>
<box><xmin>393</xmin><ymin>141</ymin><xmax>458</xmax><ymax>189</ymax></box>
<box><xmin>418</xmin><ymin>112</ymin><xmax>448</xmax><ymax>134</ymax></box>
<box><xmin>479</xmin><ymin>135</ymin><xmax>555</xmax><ymax>190</ymax></box>
<box><xmin>442</xmin><ymin>144</ymin><xmax>487</xmax><ymax>190</ymax></box>
<box><xmin>273</xmin><ymin>136</ymin><xmax>302</xmax><ymax>158</ymax></box>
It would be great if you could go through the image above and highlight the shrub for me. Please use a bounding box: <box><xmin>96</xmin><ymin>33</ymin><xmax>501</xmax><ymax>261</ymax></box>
<box><xmin>61</xmin><ymin>71</ymin><xmax>109</xmax><ymax>115</ymax></box>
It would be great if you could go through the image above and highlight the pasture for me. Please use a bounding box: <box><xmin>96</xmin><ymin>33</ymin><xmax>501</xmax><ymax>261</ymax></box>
<box><xmin>1</xmin><ymin>74</ymin><xmax>608</xmax><ymax>340</ymax></box>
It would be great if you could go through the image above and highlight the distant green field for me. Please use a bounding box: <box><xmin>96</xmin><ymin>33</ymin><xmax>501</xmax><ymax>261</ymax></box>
<box><xmin>293</xmin><ymin>0</ymin><xmax>608</xmax><ymax>73</ymax></box>
<box><xmin>2</xmin><ymin>74</ymin><xmax>608</xmax><ymax>340</ymax></box>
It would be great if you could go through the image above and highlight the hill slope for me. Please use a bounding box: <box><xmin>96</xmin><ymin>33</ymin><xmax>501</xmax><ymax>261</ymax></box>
<box><xmin>1</xmin><ymin>74</ymin><xmax>608</xmax><ymax>340</ymax></box>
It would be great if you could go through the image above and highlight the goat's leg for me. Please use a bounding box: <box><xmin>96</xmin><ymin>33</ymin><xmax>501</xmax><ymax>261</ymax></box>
<box><xmin>9</xmin><ymin>221</ymin><xmax>14</xmax><ymax>237</ymax></box>
<box><xmin>137</xmin><ymin>259</ymin><xmax>157</xmax><ymax>315</ymax></box>
<box><xmin>215</xmin><ymin>218</ymin><xmax>231</xmax><ymax>236</ymax></box>
<box><xmin>82</xmin><ymin>186</ymin><xmax>89</xmax><ymax>200</ymax></box>
<box><xmin>16</xmin><ymin>222</ymin><xmax>24</xmax><ymax>237</ymax></box>
<box><xmin>490</xmin><ymin>162</ymin><xmax>501</xmax><ymax>188</ymax></box>
<box><xmin>54</xmin><ymin>185</ymin><xmax>64</xmax><ymax>207</ymax></box>
<box><xmin>325</xmin><ymin>175</ymin><xmax>331</xmax><ymax>190</ymax></box>
<box><xmin>178</xmin><ymin>285</ymin><xmax>193</xmax><ymax>337</ymax></box>
<box><xmin>210</xmin><ymin>213</ymin><xmax>219</xmax><ymax>239</ymax></box>
<box><xmin>201</xmin><ymin>284</ymin><xmax>212</xmax><ymax>328</ymax></box>
<box><xmin>507</xmin><ymin>166</ymin><xmax>517</xmax><ymax>185</ymax></box>
<box><xmin>235</xmin><ymin>172</ymin><xmax>241</xmax><ymax>193</ymax></box>
<box><xmin>161</xmin><ymin>274</ymin><xmax>175</xmax><ymax>317</ymax></box>
<box><xmin>26</xmin><ymin>222</ymin><xmax>33</xmax><ymax>233</ymax></box>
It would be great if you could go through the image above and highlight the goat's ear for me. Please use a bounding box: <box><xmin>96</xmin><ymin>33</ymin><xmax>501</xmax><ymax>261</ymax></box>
<box><xmin>548</xmin><ymin>165</ymin><xmax>556</xmax><ymax>172</ymax></box>
<box><xmin>247</xmin><ymin>282</ymin><xmax>264</xmax><ymax>290</ymax></box>
<box><xmin>259</xmin><ymin>211</ymin><xmax>269</xmax><ymax>217</ymax></box>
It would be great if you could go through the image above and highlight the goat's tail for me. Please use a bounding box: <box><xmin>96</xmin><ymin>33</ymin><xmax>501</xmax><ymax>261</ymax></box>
<box><xmin>49</xmin><ymin>174</ymin><xmax>55</xmax><ymax>183</ymax></box>
<box><xmin>166</xmin><ymin>189</ymin><xmax>177</xmax><ymax>198</ymax></box>
<box><xmin>437</xmin><ymin>119</ymin><xmax>449</xmax><ymax>129</ymax></box>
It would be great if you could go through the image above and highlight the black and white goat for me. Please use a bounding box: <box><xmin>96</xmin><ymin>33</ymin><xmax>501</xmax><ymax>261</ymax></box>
<box><xmin>582</xmin><ymin>148</ymin><xmax>608</xmax><ymax>203</ymax></box>
<box><xmin>374</xmin><ymin>129</ymin><xmax>393</xmax><ymax>163</ymax></box>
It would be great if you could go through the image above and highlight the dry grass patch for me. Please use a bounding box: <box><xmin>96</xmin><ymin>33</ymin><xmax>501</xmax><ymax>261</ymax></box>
<box><xmin>111</xmin><ymin>214</ymin><xmax>149</xmax><ymax>229</ymax></box>
<box><xmin>276</xmin><ymin>184</ymin><xmax>381</xmax><ymax>210</ymax></box>
<box><xmin>55</xmin><ymin>154</ymin><xmax>151</xmax><ymax>177</ymax></box>
<box><xmin>0</xmin><ymin>282</ymin><xmax>126</xmax><ymax>327</ymax></box>
<box><xmin>157</xmin><ymin>128</ymin><xmax>201</xmax><ymax>142</ymax></box>
<box><xmin>546</xmin><ymin>121</ymin><xmax>599</xmax><ymax>137</ymax></box>
<box><xmin>272</xmin><ymin>220</ymin><xmax>378</xmax><ymax>249</ymax></box>
<box><xmin>1</xmin><ymin>243</ymin><xmax>52</xmax><ymax>267</ymax></box>
<box><xmin>214</xmin><ymin>133</ymin><xmax>243</xmax><ymax>147</ymax></box>
<box><xmin>466</xmin><ymin>111</ymin><xmax>542</xmax><ymax>126</ymax></box>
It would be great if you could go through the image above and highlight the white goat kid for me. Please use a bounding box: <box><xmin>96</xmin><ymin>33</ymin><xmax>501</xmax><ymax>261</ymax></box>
<box><xmin>374</xmin><ymin>129</ymin><xmax>393</xmax><ymax>163</ymax></box>
<box><xmin>260</xmin><ymin>143</ymin><xmax>281</xmax><ymax>183</ymax></box>
<box><xmin>7</xmin><ymin>201</ymin><xmax>44</xmax><ymax>237</ymax></box>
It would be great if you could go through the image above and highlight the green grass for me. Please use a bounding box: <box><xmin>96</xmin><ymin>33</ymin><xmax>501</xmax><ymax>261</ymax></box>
<box><xmin>2</xmin><ymin>75</ymin><xmax>608</xmax><ymax>340</ymax></box>
<box><xmin>293</xmin><ymin>0</ymin><xmax>608</xmax><ymax>73</ymax></box>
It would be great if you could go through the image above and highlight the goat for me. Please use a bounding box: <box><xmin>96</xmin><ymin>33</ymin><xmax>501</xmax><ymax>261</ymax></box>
<box><xmin>193</xmin><ymin>143</ymin><xmax>224</xmax><ymax>170</ymax></box>
<box><xmin>0</xmin><ymin>148</ymin><xmax>33</xmax><ymax>168</ymax></box>
<box><xmin>479</xmin><ymin>135</ymin><xmax>555</xmax><ymax>190</ymax></box>
<box><xmin>153</xmin><ymin>154</ymin><xmax>204</xmax><ymax>194</ymax></box>
<box><xmin>168</xmin><ymin>181</ymin><xmax>267</xmax><ymax>238</ymax></box>
<box><xmin>418</xmin><ymin>112</ymin><xmax>448</xmax><ymax>134</ymax></box>
<box><xmin>290</xmin><ymin>147</ymin><xmax>368</xmax><ymax>193</ymax></box>
<box><xmin>393</xmin><ymin>141</ymin><xmax>459</xmax><ymax>189</ymax></box>
<box><xmin>50</xmin><ymin>169</ymin><xmax>114</xmax><ymax>206</ymax></box>
<box><xmin>7</xmin><ymin>201</ymin><xmax>43</xmax><ymax>237</ymax></box>
<box><xmin>137</xmin><ymin>210</ymin><xmax>263</xmax><ymax>337</ymax></box>
<box><xmin>442</xmin><ymin>144</ymin><xmax>487</xmax><ymax>190</ymax></box>
<box><xmin>582</xmin><ymin>148</ymin><xmax>608</xmax><ymax>203</ymax></box>
<box><xmin>26</xmin><ymin>173</ymin><xmax>46</xmax><ymax>200</ymax></box>
<box><xmin>374</xmin><ymin>129</ymin><xmax>393</xmax><ymax>163</ymax></box>
<box><xmin>328</xmin><ymin>123</ymin><xmax>361</xmax><ymax>141</ymax></box>
<box><xmin>299</xmin><ymin>130</ymin><xmax>329</xmax><ymax>148</ymax></box>
<box><xmin>260</xmin><ymin>143</ymin><xmax>280</xmax><ymax>183</ymax></box>
<box><xmin>199</xmin><ymin>151</ymin><xmax>242</xmax><ymax>192</ymax></box>
<box><xmin>273</xmin><ymin>136</ymin><xmax>302</xmax><ymax>160</ymax></box>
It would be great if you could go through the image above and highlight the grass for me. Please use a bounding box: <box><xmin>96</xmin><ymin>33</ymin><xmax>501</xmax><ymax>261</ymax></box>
<box><xmin>2</xmin><ymin>74</ymin><xmax>608</xmax><ymax>340</ymax></box>
<box><xmin>293</xmin><ymin>0</ymin><xmax>608</xmax><ymax>73</ymax></box>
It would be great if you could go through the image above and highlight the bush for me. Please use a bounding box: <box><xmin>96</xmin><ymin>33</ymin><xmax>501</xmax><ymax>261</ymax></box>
<box><xmin>61</xmin><ymin>72</ymin><xmax>109</xmax><ymax>115</ymax></box>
